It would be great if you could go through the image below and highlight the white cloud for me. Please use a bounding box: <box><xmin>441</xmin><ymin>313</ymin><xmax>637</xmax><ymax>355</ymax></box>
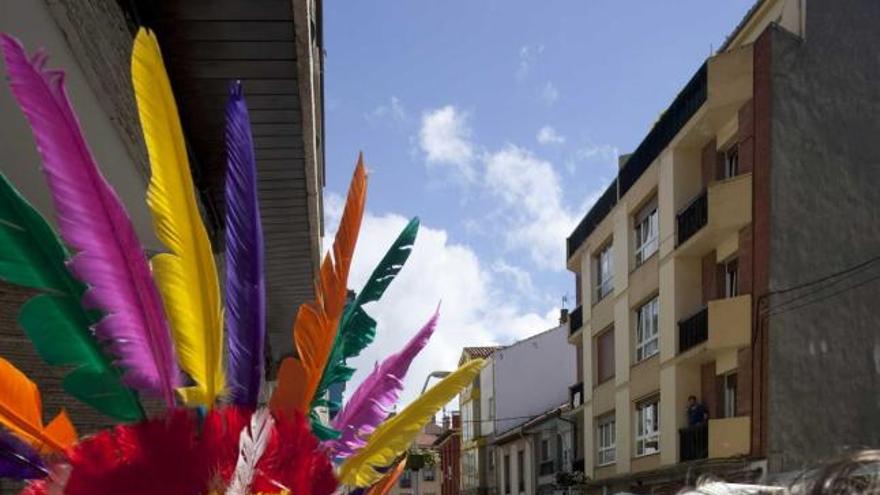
<box><xmin>322</xmin><ymin>197</ymin><xmax>557</xmax><ymax>407</ymax></box>
<box><xmin>566</xmin><ymin>142</ymin><xmax>620</xmax><ymax>174</ymax></box>
<box><xmin>366</xmin><ymin>96</ymin><xmax>406</xmax><ymax>124</ymax></box>
<box><xmin>541</xmin><ymin>82</ymin><xmax>560</xmax><ymax>105</ymax></box>
<box><xmin>516</xmin><ymin>44</ymin><xmax>545</xmax><ymax>80</ymax></box>
<box><xmin>419</xmin><ymin>106</ymin><xmax>476</xmax><ymax>181</ymax></box>
<box><xmin>492</xmin><ymin>259</ymin><xmax>535</xmax><ymax>295</ymax></box>
<box><xmin>483</xmin><ymin>145</ymin><xmax>578</xmax><ymax>270</ymax></box>
<box><xmin>536</xmin><ymin>125</ymin><xmax>565</xmax><ymax>145</ymax></box>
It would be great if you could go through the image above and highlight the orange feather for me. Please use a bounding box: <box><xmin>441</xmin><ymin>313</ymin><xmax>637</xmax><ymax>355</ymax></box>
<box><xmin>270</xmin><ymin>155</ymin><xmax>367</xmax><ymax>414</ymax></box>
<box><xmin>0</xmin><ymin>357</ymin><xmax>77</xmax><ymax>454</ymax></box>
<box><xmin>367</xmin><ymin>460</ymin><xmax>406</xmax><ymax>495</ymax></box>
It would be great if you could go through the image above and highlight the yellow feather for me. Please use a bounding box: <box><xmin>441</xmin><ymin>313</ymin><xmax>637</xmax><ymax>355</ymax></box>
<box><xmin>131</xmin><ymin>29</ymin><xmax>224</xmax><ymax>407</ymax></box>
<box><xmin>338</xmin><ymin>359</ymin><xmax>485</xmax><ymax>487</ymax></box>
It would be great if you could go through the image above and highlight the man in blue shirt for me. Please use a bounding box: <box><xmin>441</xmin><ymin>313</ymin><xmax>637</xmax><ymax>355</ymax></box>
<box><xmin>686</xmin><ymin>395</ymin><xmax>708</xmax><ymax>426</ymax></box>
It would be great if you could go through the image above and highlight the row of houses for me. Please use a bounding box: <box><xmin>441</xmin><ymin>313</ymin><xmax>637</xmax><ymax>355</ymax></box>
<box><xmin>390</xmin><ymin>0</ymin><xmax>880</xmax><ymax>494</ymax></box>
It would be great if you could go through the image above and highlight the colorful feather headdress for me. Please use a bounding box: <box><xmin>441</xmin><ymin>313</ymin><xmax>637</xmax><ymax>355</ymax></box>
<box><xmin>0</xmin><ymin>29</ymin><xmax>483</xmax><ymax>495</ymax></box>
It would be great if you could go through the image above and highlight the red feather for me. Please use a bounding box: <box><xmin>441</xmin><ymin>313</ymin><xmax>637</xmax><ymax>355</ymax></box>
<box><xmin>19</xmin><ymin>407</ymin><xmax>337</xmax><ymax>495</ymax></box>
<box><xmin>251</xmin><ymin>411</ymin><xmax>338</xmax><ymax>495</ymax></box>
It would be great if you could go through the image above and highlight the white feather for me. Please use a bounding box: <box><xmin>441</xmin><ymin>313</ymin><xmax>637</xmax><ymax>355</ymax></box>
<box><xmin>225</xmin><ymin>408</ymin><xmax>275</xmax><ymax>495</ymax></box>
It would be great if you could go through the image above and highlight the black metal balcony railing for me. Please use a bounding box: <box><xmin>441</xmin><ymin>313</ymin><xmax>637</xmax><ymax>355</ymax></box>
<box><xmin>539</xmin><ymin>460</ymin><xmax>555</xmax><ymax>476</ymax></box>
<box><xmin>619</xmin><ymin>63</ymin><xmax>708</xmax><ymax>197</ymax></box>
<box><xmin>679</xmin><ymin>424</ymin><xmax>709</xmax><ymax>461</ymax></box>
<box><xmin>678</xmin><ymin>307</ymin><xmax>709</xmax><ymax>353</ymax></box>
<box><xmin>569</xmin><ymin>305</ymin><xmax>583</xmax><ymax>336</ymax></box>
<box><xmin>567</xmin><ymin>180</ymin><xmax>618</xmax><ymax>259</ymax></box>
<box><xmin>677</xmin><ymin>190</ymin><xmax>708</xmax><ymax>246</ymax></box>
<box><xmin>567</xmin><ymin>63</ymin><xmax>708</xmax><ymax>259</ymax></box>
<box><xmin>569</xmin><ymin>382</ymin><xmax>584</xmax><ymax>409</ymax></box>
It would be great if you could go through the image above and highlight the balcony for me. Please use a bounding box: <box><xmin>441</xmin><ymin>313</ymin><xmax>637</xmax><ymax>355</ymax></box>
<box><xmin>679</xmin><ymin>424</ymin><xmax>708</xmax><ymax>462</ymax></box>
<box><xmin>569</xmin><ymin>382</ymin><xmax>584</xmax><ymax>409</ymax></box>
<box><xmin>677</xmin><ymin>191</ymin><xmax>708</xmax><ymax>246</ymax></box>
<box><xmin>707</xmin><ymin>295</ymin><xmax>751</xmax><ymax>352</ymax></box>
<box><xmin>678</xmin><ymin>307</ymin><xmax>708</xmax><ymax>353</ymax></box>
<box><xmin>708</xmin><ymin>416</ymin><xmax>751</xmax><ymax>458</ymax></box>
<box><xmin>675</xmin><ymin>174</ymin><xmax>753</xmax><ymax>257</ymax></box>
<box><xmin>569</xmin><ymin>305</ymin><xmax>583</xmax><ymax>336</ymax></box>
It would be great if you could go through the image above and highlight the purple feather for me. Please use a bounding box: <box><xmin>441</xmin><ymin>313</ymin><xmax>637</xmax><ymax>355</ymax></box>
<box><xmin>328</xmin><ymin>309</ymin><xmax>439</xmax><ymax>458</ymax></box>
<box><xmin>0</xmin><ymin>35</ymin><xmax>180</xmax><ymax>406</ymax></box>
<box><xmin>224</xmin><ymin>81</ymin><xmax>266</xmax><ymax>407</ymax></box>
<box><xmin>0</xmin><ymin>428</ymin><xmax>47</xmax><ymax>480</ymax></box>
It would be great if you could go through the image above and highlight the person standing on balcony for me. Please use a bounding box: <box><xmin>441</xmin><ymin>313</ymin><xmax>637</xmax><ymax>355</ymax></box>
<box><xmin>686</xmin><ymin>395</ymin><xmax>709</xmax><ymax>427</ymax></box>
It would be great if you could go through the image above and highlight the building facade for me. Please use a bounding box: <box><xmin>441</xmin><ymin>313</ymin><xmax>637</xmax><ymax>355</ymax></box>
<box><xmin>493</xmin><ymin>405</ymin><xmax>576</xmax><ymax>495</ymax></box>
<box><xmin>390</xmin><ymin>423</ymin><xmax>443</xmax><ymax>495</ymax></box>
<box><xmin>459</xmin><ymin>347</ymin><xmax>501</xmax><ymax>495</ymax></box>
<box><xmin>565</xmin><ymin>0</ymin><xmax>880</xmax><ymax>492</ymax></box>
<box><xmin>435</xmin><ymin>413</ymin><xmax>462</xmax><ymax>495</ymax></box>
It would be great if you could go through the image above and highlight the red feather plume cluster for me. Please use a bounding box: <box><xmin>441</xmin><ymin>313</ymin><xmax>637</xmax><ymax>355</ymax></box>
<box><xmin>20</xmin><ymin>408</ymin><xmax>337</xmax><ymax>495</ymax></box>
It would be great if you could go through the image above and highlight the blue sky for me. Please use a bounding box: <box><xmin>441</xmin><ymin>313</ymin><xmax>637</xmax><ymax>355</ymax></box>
<box><xmin>322</xmin><ymin>1</ymin><xmax>756</xmax><ymax>403</ymax></box>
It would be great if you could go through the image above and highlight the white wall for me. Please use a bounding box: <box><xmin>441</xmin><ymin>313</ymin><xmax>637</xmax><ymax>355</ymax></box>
<box><xmin>0</xmin><ymin>0</ymin><xmax>160</xmax><ymax>250</ymax></box>
<box><xmin>480</xmin><ymin>357</ymin><xmax>495</xmax><ymax>437</ymax></box>
<box><xmin>496</xmin><ymin>437</ymin><xmax>533</xmax><ymax>495</ymax></box>
<box><xmin>493</xmin><ymin>325</ymin><xmax>574</xmax><ymax>434</ymax></box>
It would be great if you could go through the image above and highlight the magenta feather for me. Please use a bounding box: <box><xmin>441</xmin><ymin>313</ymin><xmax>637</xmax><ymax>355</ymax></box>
<box><xmin>224</xmin><ymin>81</ymin><xmax>266</xmax><ymax>408</ymax></box>
<box><xmin>0</xmin><ymin>35</ymin><xmax>180</xmax><ymax>406</ymax></box>
<box><xmin>328</xmin><ymin>309</ymin><xmax>439</xmax><ymax>458</ymax></box>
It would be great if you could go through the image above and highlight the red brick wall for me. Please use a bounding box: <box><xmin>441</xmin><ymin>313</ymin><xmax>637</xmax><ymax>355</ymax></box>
<box><xmin>701</xmin><ymin>251</ymin><xmax>719</xmax><ymax>304</ymax></box>
<box><xmin>738</xmin><ymin>100</ymin><xmax>755</xmax><ymax>174</ymax></box>
<box><xmin>700</xmin><ymin>361</ymin><xmax>719</xmax><ymax>418</ymax></box>
<box><xmin>700</xmin><ymin>138</ymin><xmax>718</xmax><ymax>188</ymax></box>
<box><xmin>750</xmin><ymin>28</ymin><xmax>774</xmax><ymax>458</ymax></box>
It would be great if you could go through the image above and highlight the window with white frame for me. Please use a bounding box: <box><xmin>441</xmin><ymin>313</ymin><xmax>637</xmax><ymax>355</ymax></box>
<box><xmin>635</xmin><ymin>297</ymin><xmax>659</xmax><ymax>362</ymax></box>
<box><xmin>634</xmin><ymin>202</ymin><xmax>659</xmax><ymax>265</ymax></box>
<box><xmin>597</xmin><ymin>415</ymin><xmax>616</xmax><ymax>466</ymax></box>
<box><xmin>635</xmin><ymin>398</ymin><xmax>660</xmax><ymax>456</ymax></box>
<box><xmin>595</xmin><ymin>242</ymin><xmax>614</xmax><ymax>301</ymax></box>
<box><xmin>724</xmin><ymin>145</ymin><xmax>739</xmax><ymax>179</ymax></box>
<box><xmin>723</xmin><ymin>373</ymin><xmax>738</xmax><ymax>418</ymax></box>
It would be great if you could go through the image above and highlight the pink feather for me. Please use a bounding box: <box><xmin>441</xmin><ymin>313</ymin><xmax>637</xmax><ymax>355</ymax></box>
<box><xmin>0</xmin><ymin>35</ymin><xmax>180</xmax><ymax>406</ymax></box>
<box><xmin>328</xmin><ymin>309</ymin><xmax>439</xmax><ymax>458</ymax></box>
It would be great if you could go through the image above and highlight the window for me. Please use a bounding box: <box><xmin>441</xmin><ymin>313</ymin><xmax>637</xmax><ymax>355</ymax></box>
<box><xmin>597</xmin><ymin>415</ymin><xmax>616</xmax><ymax>466</ymax></box>
<box><xmin>723</xmin><ymin>373</ymin><xmax>738</xmax><ymax>418</ymax></box>
<box><xmin>634</xmin><ymin>203</ymin><xmax>659</xmax><ymax>265</ymax></box>
<box><xmin>540</xmin><ymin>438</ymin><xmax>549</xmax><ymax>461</ymax></box>
<box><xmin>596</xmin><ymin>329</ymin><xmax>615</xmax><ymax>383</ymax></box>
<box><xmin>635</xmin><ymin>398</ymin><xmax>660</xmax><ymax>456</ymax></box>
<box><xmin>423</xmin><ymin>467</ymin><xmax>436</xmax><ymax>481</ymax></box>
<box><xmin>503</xmin><ymin>454</ymin><xmax>511</xmax><ymax>494</ymax></box>
<box><xmin>556</xmin><ymin>434</ymin><xmax>564</xmax><ymax>468</ymax></box>
<box><xmin>724</xmin><ymin>146</ymin><xmax>739</xmax><ymax>179</ymax></box>
<box><xmin>400</xmin><ymin>470</ymin><xmax>413</xmax><ymax>488</ymax></box>
<box><xmin>595</xmin><ymin>243</ymin><xmax>614</xmax><ymax>301</ymax></box>
<box><xmin>724</xmin><ymin>259</ymin><xmax>739</xmax><ymax>298</ymax></box>
<box><xmin>635</xmin><ymin>297</ymin><xmax>659</xmax><ymax>362</ymax></box>
<box><xmin>462</xmin><ymin>404</ymin><xmax>473</xmax><ymax>442</ymax></box>
<box><xmin>517</xmin><ymin>450</ymin><xmax>525</xmax><ymax>493</ymax></box>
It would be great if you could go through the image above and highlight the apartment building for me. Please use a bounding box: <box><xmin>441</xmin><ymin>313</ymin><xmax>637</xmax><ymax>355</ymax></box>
<box><xmin>460</xmin><ymin>347</ymin><xmax>502</xmax><ymax>495</ymax></box>
<box><xmin>493</xmin><ymin>404</ymin><xmax>576</xmax><ymax>495</ymax></box>
<box><xmin>565</xmin><ymin>0</ymin><xmax>880</xmax><ymax>492</ymax></box>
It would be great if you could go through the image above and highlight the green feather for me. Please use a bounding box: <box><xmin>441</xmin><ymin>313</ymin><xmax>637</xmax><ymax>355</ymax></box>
<box><xmin>0</xmin><ymin>173</ymin><xmax>144</xmax><ymax>422</ymax></box>
<box><xmin>311</xmin><ymin>217</ymin><xmax>420</xmax><ymax>432</ymax></box>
